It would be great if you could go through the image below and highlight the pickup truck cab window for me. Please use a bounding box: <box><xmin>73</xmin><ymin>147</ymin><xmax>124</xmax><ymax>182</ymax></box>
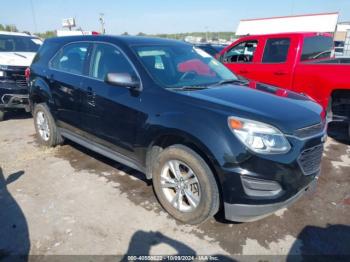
<box><xmin>50</xmin><ymin>42</ymin><xmax>89</xmax><ymax>75</ymax></box>
<box><xmin>90</xmin><ymin>43</ymin><xmax>137</xmax><ymax>81</ymax></box>
<box><xmin>223</xmin><ymin>40</ymin><xmax>258</xmax><ymax>63</ymax></box>
<box><xmin>262</xmin><ymin>38</ymin><xmax>290</xmax><ymax>63</ymax></box>
<box><xmin>301</xmin><ymin>36</ymin><xmax>333</xmax><ymax>61</ymax></box>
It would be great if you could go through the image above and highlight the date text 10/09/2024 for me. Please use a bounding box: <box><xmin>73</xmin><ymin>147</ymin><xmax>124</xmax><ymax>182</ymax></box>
<box><xmin>127</xmin><ymin>255</ymin><xmax>220</xmax><ymax>261</ymax></box>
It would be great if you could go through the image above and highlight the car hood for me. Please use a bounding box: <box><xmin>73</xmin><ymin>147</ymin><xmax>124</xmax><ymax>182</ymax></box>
<box><xmin>0</xmin><ymin>52</ymin><xmax>36</xmax><ymax>67</ymax></box>
<box><xmin>180</xmin><ymin>81</ymin><xmax>324</xmax><ymax>134</ymax></box>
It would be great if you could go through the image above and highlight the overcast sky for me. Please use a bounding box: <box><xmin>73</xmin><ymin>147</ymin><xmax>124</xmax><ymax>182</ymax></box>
<box><xmin>1</xmin><ymin>0</ymin><xmax>350</xmax><ymax>34</ymax></box>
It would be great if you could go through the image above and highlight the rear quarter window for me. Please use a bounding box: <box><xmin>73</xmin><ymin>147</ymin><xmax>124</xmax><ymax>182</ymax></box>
<box><xmin>50</xmin><ymin>42</ymin><xmax>90</xmax><ymax>75</ymax></box>
<box><xmin>32</xmin><ymin>40</ymin><xmax>60</xmax><ymax>65</ymax></box>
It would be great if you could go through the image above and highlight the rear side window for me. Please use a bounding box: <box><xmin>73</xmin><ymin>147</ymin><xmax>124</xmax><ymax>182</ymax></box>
<box><xmin>301</xmin><ymin>36</ymin><xmax>333</xmax><ymax>61</ymax></box>
<box><xmin>50</xmin><ymin>42</ymin><xmax>89</xmax><ymax>75</ymax></box>
<box><xmin>262</xmin><ymin>38</ymin><xmax>290</xmax><ymax>63</ymax></box>
<box><xmin>89</xmin><ymin>43</ymin><xmax>136</xmax><ymax>80</ymax></box>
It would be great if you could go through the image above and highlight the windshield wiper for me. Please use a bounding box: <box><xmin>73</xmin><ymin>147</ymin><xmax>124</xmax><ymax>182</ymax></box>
<box><xmin>210</xmin><ymin>79</ymin><xmax>249</xmax><ymax>87</ymax></box>
<box><xmin>169</xmin><ymin>85</ymin><xmax>209</xmax><ymax>91</ymax></box>
<box><xmin>14</xmin><ymin>53</ymin><xmax>27</xmax><ymax>59</ymax></box>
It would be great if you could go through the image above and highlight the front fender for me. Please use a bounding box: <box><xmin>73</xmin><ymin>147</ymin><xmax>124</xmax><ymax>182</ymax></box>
<box><xmin>144</xmin><ymin>109</ymin><xmax>246</xmax><ymax>177</ymax></box>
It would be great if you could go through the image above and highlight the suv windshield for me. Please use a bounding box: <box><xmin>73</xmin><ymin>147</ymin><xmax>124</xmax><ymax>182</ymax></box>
<box><xmin>301</xmin><ymin>36</ymin><xmax>334</xmax><ymax>61</ymax></box>
<box><xmin>0</xmin><ymin>35</ymin><xmax>42</xmax><ymax>52</ymax></box>
<box><xmin>133</xmin><ymin>44</ymin><xmax>237</xmax><ymax>88</ymax></box>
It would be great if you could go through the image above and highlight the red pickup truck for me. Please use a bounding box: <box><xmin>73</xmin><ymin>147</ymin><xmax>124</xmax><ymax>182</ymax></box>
<box><xmin>218</xmin><ymin>32</ymin><xmax>350</xmax><ymax>137</ymax></box>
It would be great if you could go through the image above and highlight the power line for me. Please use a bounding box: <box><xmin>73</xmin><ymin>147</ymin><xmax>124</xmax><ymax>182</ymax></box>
<box><xmin>29</xmin><ymin>0</ymin><xmax>38</xmax><ymax>32</ymax></box>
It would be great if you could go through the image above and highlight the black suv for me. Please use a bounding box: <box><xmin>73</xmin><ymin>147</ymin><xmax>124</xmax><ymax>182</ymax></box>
<box><xmin>29</xmin><ymin>35</ymin><xmax>326</xmax><ymax>224</ymax></box>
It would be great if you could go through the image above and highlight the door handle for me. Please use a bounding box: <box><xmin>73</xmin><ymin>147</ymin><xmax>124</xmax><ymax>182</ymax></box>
<box><xmin>274</xmin><ymin>71</ymin><xmax>286</xmax><ymax>76</ymax></box>
<box><xmin>86</xmin><ymin>87</ymin><xmax>96</xmax><ymax>107</ymax></box>
<box><xmin>239</xmin><ymin>70</ymin><xmax>249</xmax><ymax>74</ymax></box>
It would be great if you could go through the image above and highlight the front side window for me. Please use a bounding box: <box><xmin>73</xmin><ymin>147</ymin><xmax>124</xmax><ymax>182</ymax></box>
<box><xmin>133</xmin><ymin>44</ymin><xmax>237</xmax><ymax>88</ymax></box>
<box><xmin>301</xmin><ymin>36</ymin><xmax>333</xmax><ymax>61</ymax></box>
<box><xmin>0</xmin><ymin>35</ymin><xmax>42</xmax><ymax>52</ymax></box>
<box><xmin>50</xmin><ymin>42</ymin><xmax>89</xmax><ymax>75</ymax></box>
<box><xmin>90</xmin><ymin>43</ymin><xmax>136</xmax><ymax>80</ymax></box>
<box><xmin>262</xmin><ymin>38</ymin><xmax>290</xmax><ymax>63</ymax></box>
<box><xmin>223</xmin><ymin>40</ymin><xmax>258</xmax><ymax>63</ymax></box>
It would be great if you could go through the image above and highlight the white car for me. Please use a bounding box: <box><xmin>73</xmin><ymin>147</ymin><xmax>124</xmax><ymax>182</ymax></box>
<box><xmin>0</xmin><ymin>31</ymin><xmax>42</xmax><ymax>121</ymax></box>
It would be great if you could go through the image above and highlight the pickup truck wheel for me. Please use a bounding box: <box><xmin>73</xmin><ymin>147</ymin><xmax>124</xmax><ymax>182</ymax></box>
<box><xmin>152</xmin><ymin>145</ymin><xmax>220</xmax><ymax>224</ymax></box>
<box><xmin>33</xmin><ymin>103</ymin><xmax>63</xmax><ymax>147</ymax></box>
<box><xmin>0</xmin><ymin>110</ymin><xmax>4</xmax><ymax>122</ymax></box>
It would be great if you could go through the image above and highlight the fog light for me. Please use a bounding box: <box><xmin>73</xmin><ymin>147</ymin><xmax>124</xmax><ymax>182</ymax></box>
<box><xmin>0</xmin><ymin>71</ymin><xmax>4</xmax><ymax>77</ymax></box>
<box><xmin>241</xmin><ymin>176</ymin><xmax>282</xmax><ymax>198</ymax></box>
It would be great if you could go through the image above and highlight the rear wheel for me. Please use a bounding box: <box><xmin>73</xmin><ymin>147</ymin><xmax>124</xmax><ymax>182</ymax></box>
<box><xmin>0</xmin><ymin>110</ymin><xmax>4</xmax><ymax>122</ymax></box>
<box><xmin>33</xmin><ymin>103</ymin><xmax>63</xmax><ymax>147</ymax></box>
<box><xmin>152</xmin><ymin>145</ymin><xmax>220</xmax><ymax>224</ymax></box>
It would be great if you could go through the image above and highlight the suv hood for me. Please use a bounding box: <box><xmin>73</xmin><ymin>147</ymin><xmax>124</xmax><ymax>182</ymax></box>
<box><xmin>0</xmin><ymin>52</ymin><xmax>36</xmax><ymax>67</ymax></box>
<box><xmin>181</xmin><ymin>82</ymin><xmax>324</xmax><ymax>134</ymax></box>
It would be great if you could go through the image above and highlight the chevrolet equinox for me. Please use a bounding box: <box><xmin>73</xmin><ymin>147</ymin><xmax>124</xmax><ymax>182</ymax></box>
<box><xmin>28</xmin><ymin>36</ymin><xmax>326</xmax><ymax>224</ymax></box>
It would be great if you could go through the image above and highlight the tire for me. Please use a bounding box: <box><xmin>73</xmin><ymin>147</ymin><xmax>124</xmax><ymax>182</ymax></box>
<box><xmin>0</xmin><ymin>110</ymin><xmax>4</xmax><ymax>122</ymax></box>
<box><xmin>152</xmin><ymin>145</ymin><xmax>220</xmax><ymax>224</ymax></box>
<box><xmin>33</xmin><ymin>103</ymin><xmax>63</xmax><ymax>147</ymax></box>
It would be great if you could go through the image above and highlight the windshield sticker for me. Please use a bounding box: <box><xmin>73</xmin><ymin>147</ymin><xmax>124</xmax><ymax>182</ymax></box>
<box><xmin>138</xmin><ymin>50</ymin><xmax>166</xmax><ymax>57</ymax></box>
<box><xmin>194</xmin><ymin>47</ymin><xmax>211</xmax><ymax>58</ymax></box>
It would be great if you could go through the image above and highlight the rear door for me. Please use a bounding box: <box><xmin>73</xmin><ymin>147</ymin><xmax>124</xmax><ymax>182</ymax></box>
<box><xmin>221</xmin><ymin>38</ymin><xmax>260</xmax><ymax>80</ymax></box>
<box><xmin>49</xmin><ymin>42</ymin><xmax>91</xmax><ymax>129</ymax></box>
<box><xmin>253</xmin><ymin>36</ymin><xmax>295</xmax><ymax>88</ymax></box>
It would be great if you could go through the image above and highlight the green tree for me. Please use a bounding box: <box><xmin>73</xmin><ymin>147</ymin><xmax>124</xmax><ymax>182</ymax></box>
<box><xmin>35</xmin><ymin>30</ymin><xmax>56</xmax><ymax>39</ymax></box>
<box><xmin>0</xmin><ymin>24</ymin><xmax>18</xmax><ymax>32</ymax></box>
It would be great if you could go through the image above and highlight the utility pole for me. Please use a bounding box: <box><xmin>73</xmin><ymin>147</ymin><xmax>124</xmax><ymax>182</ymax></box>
<box><xmin>29</xmin><ymin>0</ymin><xmax>38</xmax><ymax>33</ymax></box>
<box><xmin>99</xmin><ymin>13</ymin><xmax>105</xmax><ymax>34</ymax></box>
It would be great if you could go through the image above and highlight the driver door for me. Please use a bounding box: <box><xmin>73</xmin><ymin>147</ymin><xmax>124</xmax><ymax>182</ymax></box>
<box><xmin>222</xmin><ymin>39</ymin><xmax>259</xmax><ymax>80</ymax></box>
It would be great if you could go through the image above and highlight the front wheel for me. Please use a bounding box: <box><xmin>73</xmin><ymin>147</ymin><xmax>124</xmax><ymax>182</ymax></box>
<box><xmin>33</xmin><ymin>103</ymin><xmax>63</xmax><ymax>147</ymax></box>
<box><xmin>152</xmin><ymin>145</ymin><xmax>220</xmax><ymax>224</ymax></box>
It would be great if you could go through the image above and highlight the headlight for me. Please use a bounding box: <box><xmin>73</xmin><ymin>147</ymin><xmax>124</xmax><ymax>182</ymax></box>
<box><xmin>0</xmin><ymin>65</ymin><xmax>7</xmax><ymax>77</ymax></box>
<box><xmin>228</xmin><ymin>117</ymin><xmax>291</xmax><ymax>154</ymax></box>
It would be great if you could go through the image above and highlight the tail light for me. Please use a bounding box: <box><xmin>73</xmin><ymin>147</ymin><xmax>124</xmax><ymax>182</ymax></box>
<box><xmin>25</xmin><ymin>67</ymin><xmax>31</xmax><ymax>82</ymax></box>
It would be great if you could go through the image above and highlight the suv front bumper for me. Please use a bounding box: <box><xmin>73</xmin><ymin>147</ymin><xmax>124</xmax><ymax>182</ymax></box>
<box><xmin>224</xmin><ymin>177</ymin><xmax>317</xmax><ymax>222</ymax></box>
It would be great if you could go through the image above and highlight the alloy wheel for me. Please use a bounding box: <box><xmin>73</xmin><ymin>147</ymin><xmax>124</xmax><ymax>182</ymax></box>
<box><xmin>160</xmin><ymin>160</ymin><xmax>201</xmax><ymax>212</ymax></box>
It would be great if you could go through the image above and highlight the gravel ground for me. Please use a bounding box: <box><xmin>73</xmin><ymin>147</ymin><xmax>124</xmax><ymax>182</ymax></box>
<box><xmin>0</xmin><ymin>112</ymin><xmax>349</xmax><ymax>261</ymax></box>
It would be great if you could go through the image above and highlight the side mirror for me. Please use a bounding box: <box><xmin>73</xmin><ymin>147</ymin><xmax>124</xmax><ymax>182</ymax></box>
<box><xmin>105</xmin><ymin>73</ymin><xmax>141</xmax><ymax>91</ymax></box>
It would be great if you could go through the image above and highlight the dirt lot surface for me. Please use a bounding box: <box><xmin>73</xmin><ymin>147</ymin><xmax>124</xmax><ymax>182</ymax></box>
<box><xmin>0</xmin><ymin>114</ymin><xmax>349</xmax><ymax>260</ymax></box>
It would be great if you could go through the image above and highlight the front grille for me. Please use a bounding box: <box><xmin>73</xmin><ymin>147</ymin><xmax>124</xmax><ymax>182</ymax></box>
<box><xmin>2</xmin><ymin>66</ymin><xmax>27</xmax><ymax>88</ymax></box>
<box><xmin>294</xmin><ymin>122</ymin><xmax>325</xmax><ymax>138</ymax></box>
<box><xmin>15</xmin><ymin>79</ymin><xmax>28</xmax><ymax>88</ymax></box>
<box><xmin>298</xmin><ymin>144</ymin><xmax>324</xmax><ymax>176</ymax></box>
